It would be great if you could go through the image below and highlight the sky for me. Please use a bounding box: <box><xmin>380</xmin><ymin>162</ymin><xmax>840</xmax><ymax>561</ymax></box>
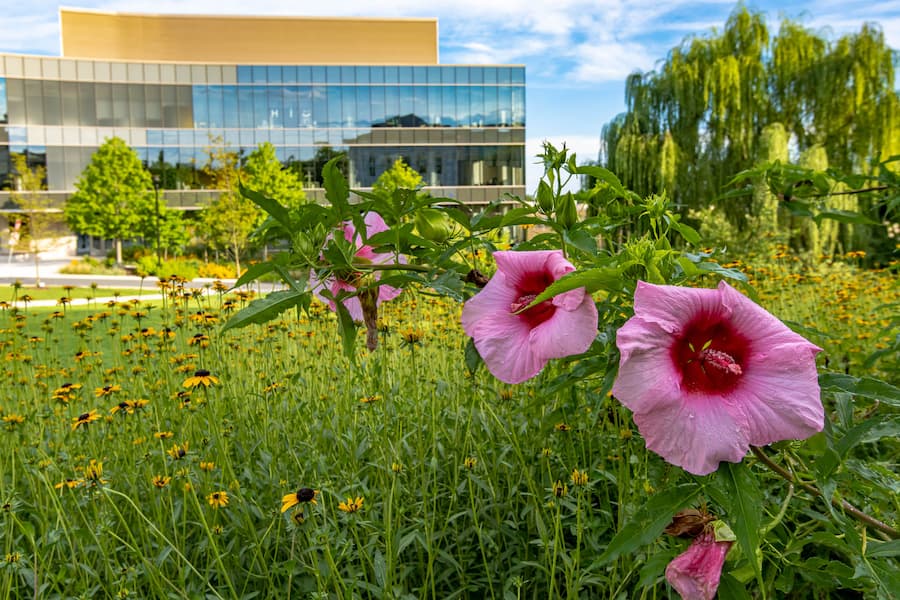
<box><xmin>1</xmin><ymin>1</ymin><xmax>899</xmax><ymax>193</ymax></box>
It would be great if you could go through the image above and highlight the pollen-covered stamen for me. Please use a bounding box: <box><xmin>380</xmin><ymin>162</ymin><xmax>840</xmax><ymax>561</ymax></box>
<box><xmin>698</xmin><ymin>348</ymin><xmax>742</xmax><ymax>376</ymax></box>
<box><xmin>509</xmin><ymin>294</ymin><xmax>538</xmax><ymax>314</ymax></box>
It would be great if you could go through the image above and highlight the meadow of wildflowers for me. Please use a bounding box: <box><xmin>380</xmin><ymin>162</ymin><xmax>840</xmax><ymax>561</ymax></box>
<box><xmin>1</xmin><ymin>146</ymin><xmax>898</xmax><ymax>598</ymax></box>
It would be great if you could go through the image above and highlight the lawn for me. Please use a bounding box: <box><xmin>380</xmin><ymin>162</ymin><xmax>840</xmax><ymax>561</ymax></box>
<box><xmin>0</xmin><ymin>259</ymin><xmax>897</xmax><ymax>598</ymax></box>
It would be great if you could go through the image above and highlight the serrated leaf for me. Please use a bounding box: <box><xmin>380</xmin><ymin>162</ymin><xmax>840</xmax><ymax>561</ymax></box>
<box><xmin>523</xmin><ymin>267</ymin><xmax>622</xmax><ymax>310</ymax></box>
<box><xmin>322</xmin><ymin>156</ymin><xmax>349</xmax><ymax>216</ymax></box>
<box><xmin>819</xmin><ymin>373</ymin><xmax>900</xmax><ymax>407</ymax></box>
<box><xmin>716</xmin><ymin>463</ymin><xmax>762</xmax><ymax>583</ymax></box>
<box><xmin>464</xmin><ymin>337</ymin><xmax>482</xmax><ymax>376</ymax></box>
<box><xmin>866</xmin><ymin>539</ymin><xmax>900</xmax><ymax>558</ymax></box>
<box><xmin>240</xmin><ymin>185</ymin><xmax>292</xmax><ymax>232</ymax></box>
<box><xmin>575</xmin><ymin>165</ymin><xmax>628</xmax><ymax>197</ymax></box>
<box><xmin>334</xmin><ymin>297</ymin><xmax>358</xmax><ymax>362</ymax></box>
<box><xmin>231</xmin><ymin>261</ymin><xmax>277</xmax><ymax>290</ymax></box>
<box><xmin>221</xmin><ymin>290</ymin><xmax>309</xmax><ymax>333</ymax></box>
<box><xmin>598</xmin><ymin>483</ymin><xmax>702</xmax><ymax>564</ymax></box>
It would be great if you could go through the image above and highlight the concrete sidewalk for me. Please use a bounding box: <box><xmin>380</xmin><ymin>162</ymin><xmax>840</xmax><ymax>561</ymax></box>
<box><xmin>1</xmin><ymin>255</ymin><xmax>279</xmax><ymax>307</ymax></box>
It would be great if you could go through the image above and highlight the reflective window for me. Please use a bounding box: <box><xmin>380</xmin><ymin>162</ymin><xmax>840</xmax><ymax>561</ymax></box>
<box><xmin>312</xmin><ymin>67</ymin><xmax>326</xmax><ymax>84</ymax></box>
<box><xmin>223</xmin><ymin>85</ymin><xmax>239</xmax><ymax>128</ymax></box>
<box><xmin>208</xmin><ymin>86</ymin><xmax>224</xmax><ymax>128</ymax></box>
<box><xmin>511</xmin><ymin>67</ymin><xmax>525</xmax><ymax>84</ymax></box>
<box><xmin>267</xmin><ymin>65</ymin><xmax>282</xmax><ymax>83</ymax></box>
<box><xmin>60</xmin><ymin>81</ymin><xmax>79</xmax><ymax>126</ymax></box>
<box><xmin>369</xmin><ymin>66</ymin><xmax>384</xmax><ymax>84</ymax></box>
<box><xmin>326</xmin><ymin>86</ymin><xmax>342</xmax><ymax>128</ymax></box>
<box><xmin>341</xmin><ymin>66</ymin><xmax>355</xmax><ymax>84</ymax></box>
<box><xmin>341</xmin><ymin>86</ymin><xmax>356</xmax><ymax>127</ymax></box>
<box><xmin>355</xmin><ymin>67</ymin><xmax>369</xmax><ymax>84</ymax></box>
<box><xmin>237</xmin><ymin>66</ymin><xmax>253</xmax><ymax>83</ymax></box>
<box><xmin>237</xmin><ymin>86</ymin><xmax>253</xmax><ymax>128</ymax></box>
<box><xmin>0</xmin><ymin>78</ymin><xmax>6</xmax><ymax>123</ymax></box>
<box><xmin>297</xmin><ymin>66</ymin><xmax>312</xmax><ymax>83</ymax></box>
<box><xmin>252</xmin><ymin>65</ymin><xmax>267</xmax><ymax>83</ymax></box>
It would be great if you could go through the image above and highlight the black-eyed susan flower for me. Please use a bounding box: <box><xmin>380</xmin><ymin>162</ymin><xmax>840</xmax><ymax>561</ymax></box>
<box><xmin>152</xmin><ymin>475</ymin><xmax>171</xmax><ymax>488</ymax></box>
<box><xmin>166</xmin><ymin>442</ymin><xmax>189</xmax><ymax>460</ymax></box>
<box><xmin>183</xmin><ymin>370</ymin><xmax>218</xmax><ymax>388</ymax></box>
<box><xmin>554</xmin><ymin>422</ymin><xmax>571</xmax><ymax>432</ymax></box>
<box><xmin>2</xmin><ymin>414</ymin><xmax>25</xmax><ymax>426</ymax></box>
<box><xmin>338</xmin><ymin>496</ymin><xmax>364</xmax><ymax>513</ymax></box>
<box><xmin>552</xmin><ymin>480</ymin><xmax>568</xmax><ymax>498</ymax></box>
<box><xmin>570</xmin><ymin>468</ymin><xmax>588</xmax><ymax>486</ymax></box>
<box><xmin>55</xmin><ymin>478</ymin><xmax>82</xmax><ymax>490</ymax></box>
<box><xmin>154</xmin><ymin>431</ymin><xmax>174</xmax><ymax>439</ymax></box>
<box><xmin>262</xmin><ymin>382</ymin><xmax>282</xmax><ymax>394</ymax></box>
<box><xmin>281</xmin><ymin>487</ymin><xmax>318</xmax><ymax>513</ymax></box>
<box><xmin>463</xmin><ymin>456</ymin><xmax>477</xmax><ymax>470</ymax></box>
<box><xmin>84</xmin><ymin>459</ymin><xmax>107</xmax><ymax>486</ymax></box>
<box><xmin>188</xmin><ymin>333</ymin><xmax>210</xmax><ymax>348</ymax></box>
<box><xmin>72</xmin><ymin>410</ymin><xmax>101</xmax><ymax>430</ymax></box>
<box><xmin>199</xmin><ymin>461</ymin><xmax>215</xmax><ymax>472</ymax></box>
<box><xmin>207</xmin><ymin>491</ymin><xmax>229</xmax><ymax>509</ymax></box>
<box><xmin>95</xmin><ymin>384</ymin><xmax>121</xmax><ymax>397</ymax></box>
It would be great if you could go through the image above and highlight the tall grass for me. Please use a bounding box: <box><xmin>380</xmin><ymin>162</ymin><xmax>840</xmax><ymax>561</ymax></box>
<box><xmin>0</xmin><ymin>260</ymin><xmax>896</xmax><ymax>598</ymax></box>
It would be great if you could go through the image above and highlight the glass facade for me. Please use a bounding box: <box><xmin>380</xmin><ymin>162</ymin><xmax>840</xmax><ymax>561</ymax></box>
<box><xmin>0</xmin><ymin>55</ymin><xmax>525</xmax><ymax>208</ymax></box>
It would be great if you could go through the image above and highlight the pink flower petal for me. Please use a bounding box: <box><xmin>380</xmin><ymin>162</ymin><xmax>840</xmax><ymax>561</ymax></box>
<box><xmin>666</xmin><ymin>531</ymin><xmax>732</xmax><ymax>600</ymax></box>
<box><xmin>527</xmin><ymin>296</ymin><xmax>598</xmax><ymax>359</ymax></box>
<box><xmin>462</xmin><ymin>250</ymin><xmax>596</xmax><ymax>384</ymax></box>
<box><xmin>614</xmin><ymin>281</ymin><xmax>823</xmax><ymax>475</ymax></box>
<box><xmin>634</xmin><ymin>391</ymin><xmax>750</xmax><ymax>475</ymax></box>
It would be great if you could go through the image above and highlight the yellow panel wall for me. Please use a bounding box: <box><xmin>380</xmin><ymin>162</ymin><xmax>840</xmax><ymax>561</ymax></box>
<box><xmin>60</xmin><ymin>9</ymin><xmax>438</xmax><ymax>65</ymax></box>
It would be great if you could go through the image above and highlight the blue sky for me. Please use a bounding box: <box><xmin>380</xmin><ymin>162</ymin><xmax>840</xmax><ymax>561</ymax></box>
<box><xmin>2</xmin><ymin>1</ymin><xmax>898</xmax><ymax>193</ymax></box>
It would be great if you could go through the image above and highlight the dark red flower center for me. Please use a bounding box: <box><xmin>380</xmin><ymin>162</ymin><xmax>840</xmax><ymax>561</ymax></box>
<box><xmin>508</xmin><ymin>271</ymin><xmax>556</xmax><ymax>328</ymax></box>
<box><xmin>672</xmin><ymin>316</ymin><xmax>747</xmax><ymax>393</ymax></box>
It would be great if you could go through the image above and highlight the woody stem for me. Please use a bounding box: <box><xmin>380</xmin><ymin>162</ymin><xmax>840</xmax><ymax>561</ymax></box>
<box><xmin>751</xmin><ymin>446</ymin><xmax>899</xmax><ymax>540</ymax></box>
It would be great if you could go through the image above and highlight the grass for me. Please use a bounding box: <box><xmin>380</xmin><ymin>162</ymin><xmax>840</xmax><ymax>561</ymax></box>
<box><xmin>0</xmin><ymin>259</ymin><xmax>897</xmax><ymax>598</ymax></box>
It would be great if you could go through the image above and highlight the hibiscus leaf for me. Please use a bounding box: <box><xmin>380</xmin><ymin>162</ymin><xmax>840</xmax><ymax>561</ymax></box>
<box><xmin>239</xmin><ymin>184</ymin><xmax>292</xmax><ymax>232</ymax></box>
<box><xmin>464</xmin><ymin>338</ymin><xmax>482</xmax><ymax>376</ymax></box>
<box><xmin>231</xmin><ymin>261</ymin><xmax>277</xmax><ymax>290</ymax></box>
<box><xmin>818</xmin><ymin>373</ymin><xmax>900</xmax><ymax>408</ymax></box>
<box><xmin>598</xmin><ymin>483</ymin><xmax>701</xmax><ymax>564</ymax></box>
<box><xmin>521</xmin><ymin>267</ymin><xmax>623</xmax><ymax>311</ymax></box>
<box><xmin>333</xmin><ymin>297</ymin><xmax>358</xmax><ymax>362</ymax></box>
<box><xmin>714</xmin><ymin>463</ymin><xmax>763</xmax><ymax>585</ymax></box>
<box><xmin>221</xmin><ymin>290</ymin><xmax>309</xmax><ymax>333</ymax></box>
<box><xmin>322</xmin><ymin>156</ymin><xmax>350</xmax><ymax>218</ymax></box>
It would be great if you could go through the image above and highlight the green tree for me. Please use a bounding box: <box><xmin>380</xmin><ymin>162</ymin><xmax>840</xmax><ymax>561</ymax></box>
<box><xmin>601</xmin><ymin>7</ymin><xmax>899</xmax><ymax>234</ymax></box>
<box><xmin>372</xmin><ymin>158</ymin><xmax>423</xmax><ymax>199</ymax></box>
<box><xmin>199</xmin><ymin>138</ymin><xmax>259</xmax><ymax>276</ymax></box>
<box><xmin>65</xmin><ymin>137</ymin><xmax>154</xmax><ymax>264</ymax></box>
<box><xmin>244</xmin><ymin>142</ymin><xmax>307</xmax><ymax>210</ymax></box>
<box><xmin>8</xmin><ymin>153</ymin><xmax>62</xmax><ymax>286</ymax></box>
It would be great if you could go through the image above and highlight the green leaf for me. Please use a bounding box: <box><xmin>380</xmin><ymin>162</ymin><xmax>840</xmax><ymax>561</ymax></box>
<box><xmin>239</xmin><ymin>184</ymin><xmax>292</xmax><ymax>232</ymax></box>
<box><xmin>322</xmin><ymin>156</ymin><xmax>350</xmax><ymax>216</ymax></box>
<box><xmin>819</xmin><ymin>373</ymin><xmax>900</xmax><ymax>408</ymax></box>
<box><xmin>523</xmin><ymin>267</ymin><xmax>623</xmax><ymax>310</ymax></box>
<box><xmin>598</xmin><ymin>483</ymin><xmax>702</xmax><ymax>564</ymax></box>
<box><xmin>714</xmin><ymin>463</ymin><xmax>762</xmax><ymax>583</ymax></box>
<box><xmin>221</xmin><ymin>290</ymin><xmax>309</xmax><ymax>333</ymax></box>
<box><xmin>464</xmin><ymin>337</ymin><xmax>482</xmax><ymax>376</ymax></box>
<box><xmin>231</xmin><ymin>261</ymin><xmax>277</xmax><ymax>290</ymax></box>
<box><xmin>575</xmin><ymin>165</ymin><xmax>628</xmax><ymax>197</ymax></box>
<box><xmin>866</xmin><ymin>539</ymin><xmax>900</xmax><ymax>558</ymax></box>
<box><xmin>813</xmin><ymin>210</ymin><xmax>879</xmax><ymax>226</ymax></box>
<box><xmin>333</xmin><ymin>296</ymin><xmax>358</xmax><ymax>362</ymax></box>
<box><xmin>669</xmin><ymin>220</ymin><xmax>701</xmax><ymax>245</ymax></box>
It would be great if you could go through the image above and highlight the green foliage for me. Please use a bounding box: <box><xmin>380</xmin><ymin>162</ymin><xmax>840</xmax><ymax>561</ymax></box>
<box><xmin>371</xmin><ymin>158</ymin><xmax>424</xmax><ymax>200</ymax></box>
<box><xmin>601</xmin><ymin>6</ymin><xmax>899</xmax><ymax>233</ymax></box>
<box><xmin>7</xmin><ymin>153</ymin><xmax>62</xmax><ymax>286</ymax></box>
<box><xmin>243</xmin><ymin>142</ymin><xmax>307</xmax><ymax>211</ymax></box>
<box><xmin>65</xmin><ymin>137</ymin><xmax>154</xmax><ymax>264</ymax></box>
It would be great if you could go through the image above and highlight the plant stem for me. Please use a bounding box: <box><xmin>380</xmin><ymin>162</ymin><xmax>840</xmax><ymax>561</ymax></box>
<box><xmin>750</xmin><ymin>446</ymin><xmax>899</xmax><ymax>539</ymax></box>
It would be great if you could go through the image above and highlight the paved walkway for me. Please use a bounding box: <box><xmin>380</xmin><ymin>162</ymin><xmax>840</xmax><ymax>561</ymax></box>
<box><xmin>1</xmin><ymin>255</ymin><xmax>277</xmax><ymax>308</ymax></box>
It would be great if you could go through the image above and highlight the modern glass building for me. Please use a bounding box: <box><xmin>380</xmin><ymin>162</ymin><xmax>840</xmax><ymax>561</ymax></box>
<box><xmin>0</xmin><ymin>9</ymin><xmax>525</xmax><ymax>212</ymax></box>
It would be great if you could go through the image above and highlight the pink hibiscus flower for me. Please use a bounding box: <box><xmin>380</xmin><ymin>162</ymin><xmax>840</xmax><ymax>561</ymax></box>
<box><xmin>665</xmin><ymin>530</ymin><xmax>733</xmax><ymax>600</ymax></box>
<box><xmin>461</xmin><ymin>250</ymin><xmax>598</xmax><ymax>384</ymax></box>
<box><xmin>310</xmin><ymin>212</ymin><xmax>403</xmax><ymax>321</ymax></box>
<box><xmin>612</xmin><ymin>280</ymin><xmax>823</xmax><ymax>475</ymax></box>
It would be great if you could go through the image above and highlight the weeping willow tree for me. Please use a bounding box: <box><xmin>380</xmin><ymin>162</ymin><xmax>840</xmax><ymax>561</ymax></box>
<box><xmin>601</xmin><ymin>6</ymin><xmax>899</xmax><ymax>238</ymax></box>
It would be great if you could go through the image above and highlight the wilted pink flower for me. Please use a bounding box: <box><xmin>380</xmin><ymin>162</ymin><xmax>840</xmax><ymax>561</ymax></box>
<box><xmin>665</xmin><ymin>530</ymin><xmax>733</xmax><ymax>600</ymax></box>
<box><xmin>311</xmin><ymin>212</ymin><xmax>403</xmax><ymax>321</ymax></box>
<box><xmin>612</xmin><ymin>281</ymin><xmax>823</xmax><ymax>475</ymax></box>
<box><xmin>461</xmin><ymin>250</ymin><xmax>598</xmax><ymax>384</ymax></box>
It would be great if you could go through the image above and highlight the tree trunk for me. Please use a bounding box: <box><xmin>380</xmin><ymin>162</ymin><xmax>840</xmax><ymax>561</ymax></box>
<box><xmin>233</xmin><ymin>244</ymin><xmax>241</xmax><ymax>278</ymax></box>
<box><xmin>115</xmin><ymin>239</ymin><xmax>123</xmax><ymax>265</ymax></box>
